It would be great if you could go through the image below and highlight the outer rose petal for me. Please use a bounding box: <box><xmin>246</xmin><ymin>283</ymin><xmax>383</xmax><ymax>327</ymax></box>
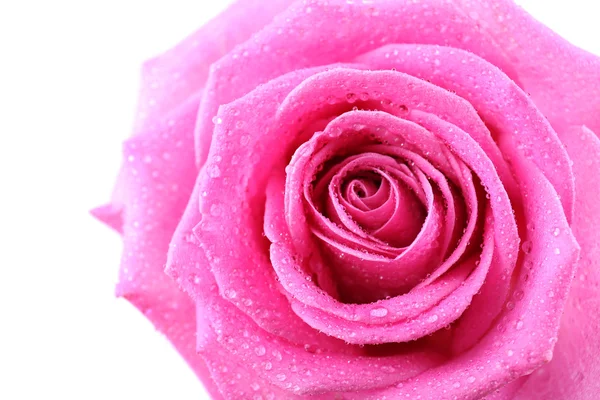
<box><xmin>94</xmin><ymin>0</ymin><xmax>297</xmax><ymax>231</ymax></box>
<box><xmin>195</xmin><ymin>0</ymin><xmax>522</xmax><ymax>166</ymax></box>
<box><xmin>198</xmin><ymin>311</ymin><xmax>313</xmax><ymax>400</ymax></box>
<box><xmin>93</xmin><ymin>98</ymin><xmax>221</xmax><ymax>397</ymax></box>
<box><xmin>169</xmin><ymin>201</ymin><xmax>312</xmax><ymax>400</ymax></box>
<box><xmin>134</xmin><ymin>0</ymin><xmax>295</xmax><ymax>134</ymax></box>
<box><xmin>514</xmin><ymin>126</ymin><xmax>600</xmax><ymax>400</ymax></box>
<box><xmin>456</xmin><ymin>0</ymin><xmax>600</xmax><ymax>135</ymax></box>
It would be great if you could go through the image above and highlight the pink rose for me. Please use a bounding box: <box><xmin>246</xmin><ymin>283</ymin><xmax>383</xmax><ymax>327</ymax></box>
<box><xmin>94</xmin><ymin>0</ymin><xmax>600</xmax><ymax>399</ymax></box>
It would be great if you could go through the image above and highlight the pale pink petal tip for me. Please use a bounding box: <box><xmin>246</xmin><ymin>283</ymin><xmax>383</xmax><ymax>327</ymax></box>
<box><xmin>90</xmin><ymin>203</ymin><xmax>124</xmax><ymax>234</ymax></box>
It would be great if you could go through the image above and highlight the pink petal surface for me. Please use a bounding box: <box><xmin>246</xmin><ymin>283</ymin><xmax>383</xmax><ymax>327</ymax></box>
<box><xmin>290</xmin><ymin>224</ymin><xmax>493</xmax><ymax>344</ymax></box>
<box><xmin>167</xmin><ymin>183</ymin><xmax>321</xmax><ymax>399</ymax></box>
<box><xmin>357</xmin><ymin>44</ymin><xmax>574</xmax><ymax>221</ymax></box>
<box><xmin>94</xmin><ymin>0</ymin><xmax>297</xmax><ymax>235</ymax></box>
<box><xmin>514</xmin><ymin>126</ymin><xmax>600</xmax><ymax>400</ymax></box>
<box><xmin>195</xmin><ymin>0</ymin><xmax>521</xmax><ymax>166</ymax></box>
<box><xmin>173</xmin><ymin>64</ymin><xmax>373</xmax><ymax>349</ymax></box>
<box><xmin>286</xmin><ymin>125</ymin><xmax>449</xmax><ymax>298</ymax></box>
<box><xmin>266</xmin><ymin>169</ymin><xmax>487</xmax><ymax>343</ymax></box>
<box><xmin>204</xmin><ymin>294</ymin><xmax>443</xmax><ymax>395</ymax></box>
<box><xmin>455</xmin><ymin>0</ymin><xmax>600</xmax><ymax>135</ymax></box>
<box><xmin>266</xmin><ymin>176</ymin><xmax>472</xmax><ymax>326</ymax></box>
<box><xmin>167</xmin><ymin>169</ymin><xmax>444</xmax><ymax>396</ymax></box>
<box><xmin>351</xmin><ymin>149</ymin><xmax>579</xmax><ymax>399</ymax></box>
<box><xmin>134</xmin><ymin>0</ymin><xmax>294</xmax><ymax>135</ymax></box>
<box><xmin>94</xmin><ymin>97</ymin><xmax>221</xmax><ymax>397</ymax></box>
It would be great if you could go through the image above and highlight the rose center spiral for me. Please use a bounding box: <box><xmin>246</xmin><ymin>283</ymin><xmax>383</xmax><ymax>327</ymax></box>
<box><xmin>324</xmin><ymin>162</ymin><xmax>426</xmax><ymax>248</ymax></box>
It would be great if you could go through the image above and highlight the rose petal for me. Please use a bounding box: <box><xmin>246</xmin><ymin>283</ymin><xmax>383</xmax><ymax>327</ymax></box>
<box><xmin>135</xmin><ymin>0</ymin><xmax>295</xmax><ymax>136</ymax></box>
<box><xmin>354</xmin><ymin>134</ymin><xmax>579</xmax><ymax>400</ymax></box>
<box><xmin>357</xmin><ymin>44</ymin><xmax>574</xmax><ymax>221</ymax></box>
<box><xmin>265</xmin><ymin>174</ymin><xmax>471</xmax><ymax>326</ymax></box>
<box><xmin>514</xmin><ymin>126</ymin><xmax>600</xmax><ymax>400</ymax></box>
<box><xmin>196</xmin><ymin>306</ymin><xmax>309</xmax><ymax>400</ymax></box>
<box><xmin>195</xmin><ymin>0</ymin><xmax>521</xmax><ymax>166</ymax></box>
<box><xmin>289</xmin><ymin>218</ymin><xmax>494</xmax><ymax>344</ymax></box>
<box><xmin>93</xmin><ymin>97</ymin><xmax>221</xmax><ymax>397</ymax></box>
<box><xmin>189</xmin><ymin>64</ymin><xmax>368</xmax><ymax>347</ymax></box>
<box><xmin>456</xmin><ymin>0</ymin><xmax>600</xmax><ymax>135</ymax></box>
<box><xmin>90</xmin><ymin>203</ymin><xmax>123</xmax><ymax>233</ymax></box>
<box><xmin>167</xmin><ymin>168</ymin><xmax>347</xmax><ymax>352</ymax></box>
<box><xmin>204</xmin><ymin>295</ymin><xmax>443</xmax><ymax>395</ymax></box>
<box><xmin>278</xmin><ymin>67</ymin><xmax>518</xmax><ymax>287</ymax></box>
<box><xmin>174</xmin><ymin>186</ymin><xmax>443</xmax><ymax>394</ymax></box>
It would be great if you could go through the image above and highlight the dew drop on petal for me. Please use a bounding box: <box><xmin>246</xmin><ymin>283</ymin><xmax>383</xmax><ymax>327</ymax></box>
<box><xmin>370</xmin><ymin>307</ymin><xmax>388</xmax><ymax>317</ymax></box>
<box><xmin>553</xmin><ymin>227</ymin><xmax>561</xmax><ymax>236</ymax></box>
<box><xmin>208</xmin><ymin>164</ymin><xmax>221</xmax><ymax>178</ymax></box>
<box><xmin>255</xmin><ymin>345</ymin><xmax>266</xmax><ymax>356</ymax></box>
<box><xmin>516</xmin><ymin>320</ymin><xmax>524</xmax><ymax>330</ymax></box>
<box><xmin>427</xmin><ymin>314</ymin><xmax>439</xmax><ymax>323</ymax></box>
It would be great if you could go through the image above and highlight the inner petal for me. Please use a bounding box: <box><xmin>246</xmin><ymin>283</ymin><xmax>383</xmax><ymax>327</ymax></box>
<box><xmin>348</xmin><ymin>173</ymin><xmax>382</xmax><ymax>201</ymax></box>
<box><xmin>331</xmin><ymin>164</ymin><xmax>425</xmax><ymax>247</ymax></box>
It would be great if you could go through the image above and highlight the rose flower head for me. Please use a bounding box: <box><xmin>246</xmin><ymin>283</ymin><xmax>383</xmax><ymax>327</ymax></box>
<box><xmin>93</xmin><ymin>1</ymin><xmax>600</xmax><ymax>399</ymax></box>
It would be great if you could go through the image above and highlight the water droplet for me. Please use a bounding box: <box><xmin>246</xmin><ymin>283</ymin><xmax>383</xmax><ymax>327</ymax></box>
<box><xmin>516</xmin><ymin>320</ymin><xmax>524</xmax><ymax>330</ymax></box>
<box><xmin>467</xmin><ymin>376</ymin><xmax>476</xmax><ymax>383</ymax></box>
<box><xmin>506</xmin><ymin>301</ymin><xmax>515</xmax><ymax>310</ymax></box>
<box><xmin>370</xmin><ymin>307</ymin><xmax>388</xmax><ymax>317</ymax></box>
<box><xmin>276</xmin><ymin>373</ymin><xmax>286</xmax><ymax>381</ymax></box>
<box><xmin>250</xmin><ymin>382</ymin><xmax>260</xmax><ymax>391</ymax></box>
<box><xmin>210</xmin><ymin>203</ymin><xmax>223</xmax><ymax>217</ymax></box>
<box><xmin>553</xmin><ymin>227</ymin><xmax>561</xmax><ymax>236</ymax></box>
<box><xmin>554</xmin><ymin>248</ymin><xmax>561</xmax><ymax>255</ymax></box>
<box><xmin>224</xmin><ymin>289</ymin><xmax>237</xmax><ymax>299</ymax></box>
<box><xmin>208</xmin><ymin>164</ymin><xmax>221</xmax><ymax>178</ymax></box>
<box><xmin>264</xmin><ymin>362</ymin><xmax>273</xmax><ymax>370</ymax></box>
<box><xmin>188</xmin><ymin>274</ymin><xmax>201</xmax><ymax>285</ymax></box>
<box><xmin>255</xmin><ymin>345</ymin><xmax>266</xmax><ymax>356</ymax></box>
<box><xmin>453</xmin><ymin>382</ymin><xmax>461</xmax><ymax>388</ymax></box>
<box><xmin>212</xmin><ymin>116</ymin><xmax>222</xmax><ymax>125</ymax></box>
<box><xmin>507</xmin><ymin>349</ymin><xmax>514</xmax><ymax>357</ymax></box>
<box><xmin>272</xmin><ymin>350</ymin><xmax>282</xmax><ymax>361</ymax></box>
<box><xmin>521</xmin><ymin>241</ymin><xmax>532</xmax><ymax>254</ymax></box>
<box><xmin>547</xmin><ymin>290</ymin><xmax>555</xmax><ymax>298</ymax></box>
<box><xmin>514</xmin><ymin>290</ymin><xmax>524</xmax><ymax>301</ymax></box>
<box><xmin>427</xmin><ymin>314</ymin><xmax>439</xmax><ymax>323</ymax></box>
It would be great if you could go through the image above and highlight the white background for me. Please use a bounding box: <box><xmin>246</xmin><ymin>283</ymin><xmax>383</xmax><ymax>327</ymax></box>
<box><xmin>0</xmin><ymin>1</ymin><xmax>598</xmax><ymax>399</ymax></box>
